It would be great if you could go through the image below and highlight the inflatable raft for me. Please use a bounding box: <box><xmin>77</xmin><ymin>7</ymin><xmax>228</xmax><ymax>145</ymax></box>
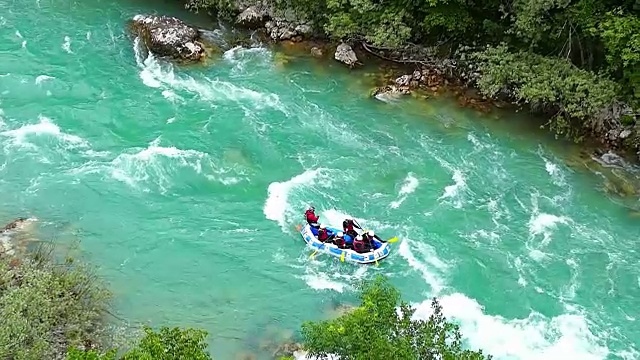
<box><xmin>300</xmin><ymin>224</ymin><xmax>391</xmax><ymax>264</ymax></box>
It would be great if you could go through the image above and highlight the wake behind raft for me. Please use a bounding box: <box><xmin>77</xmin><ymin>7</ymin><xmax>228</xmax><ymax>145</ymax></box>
<box><xmin>299</xmin><ymin>224</ymin><xmax>392</xmax><ymax>265</ymax></box>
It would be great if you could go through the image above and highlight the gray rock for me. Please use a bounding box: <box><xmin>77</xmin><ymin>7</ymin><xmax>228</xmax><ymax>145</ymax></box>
<box><xmin>395</xmin><ymin>75</ymin><xmax>412</xmax><ymax>86</ymax></box>
<box><xmin>334</xmin><ymin>43</ymin><xmax>358</xmax><ymax>67</ymax></box>
<box><xmin>236</xmin><ymin>6</ymin><xmax>269</xmax><ymax>29</ymax></box>
<box><xmin>619</xmin><ymin>129</ymin><xmax>632</xmax><ymax>139</ymax></box>
<box><xmin>131</xmin><ymin>14</ymin><xmax>205</xmax><ymax>62</ymax></box>
<box><xmin>279</xmin><ymin>29</ymin><xmax>296</xmax><ymax>40</ymax></box>
<box><xmin>294</xmin><ymin>24</ymin><xmax>312</xmax><ymax>36</ymax></box>
<box><xmin>412</xmin><ymin>70</ymin><xmax>422</xmax><ymax>81</ymax></box>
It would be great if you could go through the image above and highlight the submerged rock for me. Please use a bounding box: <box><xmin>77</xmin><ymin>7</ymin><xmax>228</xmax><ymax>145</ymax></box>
<box><xmin>334</xmin><ymin>43</ymin><xmax>359</xmax><ymax>67</ymax></box>
<box><xmin>310</xmin><ymin>46</ymin><xmax>323</xmax><ymax>57</ymax></box>
<box><xmin>371</xmin><ymin>84</ymin><xmax>410</xmax><ymax>102</ymax></box>
<box><xmin>131</xmin><ymin>15</ymin><xmax>206</xmax><ymax>63</ymax></box>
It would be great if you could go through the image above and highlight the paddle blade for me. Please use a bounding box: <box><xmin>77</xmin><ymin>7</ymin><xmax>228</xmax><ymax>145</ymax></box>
<box><xmin>295</xmin><ymin>224</ymin><xmax>302</xmax><ymax>232</ymax></box>
<box><xmin>340</xmin><ymin>251</ymin><xmax>345</xmax><ymax>262</ymax></box>
<box><xmin>386</xmin><ymin>236</ymin><xmax>399</xmax><ymax>243</ymax></box>
<box><xmin>309</xmin><ymin>249</ymin><xmax>318</xmax><ymax>259</ymax></box>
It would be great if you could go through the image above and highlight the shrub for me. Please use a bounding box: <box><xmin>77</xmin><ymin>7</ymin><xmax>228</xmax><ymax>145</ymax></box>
<box><xmin>300</xmin><ymin>275</ymin><xmax>491</xmax><ymax>360</ymax></box>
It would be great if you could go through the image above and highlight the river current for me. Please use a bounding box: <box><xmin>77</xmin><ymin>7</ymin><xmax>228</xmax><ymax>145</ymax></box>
<box><xmin>0</xmin><ymin>0</ymin><xmax>638</xmax><ymax>359</ymax></box>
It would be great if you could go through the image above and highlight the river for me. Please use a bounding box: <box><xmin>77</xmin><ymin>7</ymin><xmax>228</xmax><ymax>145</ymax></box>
<box><xmin>0</xmin><ymin>0</ymin><xmax>638</xmax><ymax>359</ymax></box>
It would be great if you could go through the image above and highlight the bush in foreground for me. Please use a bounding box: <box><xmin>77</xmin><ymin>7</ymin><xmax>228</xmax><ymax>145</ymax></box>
<box><xmin>66</xmin><ymin>326</ymin><xmax>212</xmax><ymax>360</ymax></box>
<box><xmin>0</xmin><ymin>245</ymin><xmax>111</xmax><ymax>360</ymax></box>
<box><xmin>301</xmin><ymin>276</ymin><xmax>491</xmax><ymax>360</ymax></box>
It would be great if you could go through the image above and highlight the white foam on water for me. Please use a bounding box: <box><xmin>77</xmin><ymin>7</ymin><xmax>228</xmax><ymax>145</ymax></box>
<box><xmin>514</xmin><ymin>256</ymin><xmax>528</xmax><ymax>287</ymax></box>
<box><xmin>0</xmin><ymin>115</ymin><xmax>88</xmax><ymax>150</ymax></box>
<box><xmin>412</xmin><ymin>293</ymin><xmax>610</xmax><ymax>360</ymax></box>
<box><xmin>86</xmin><ymin>31</ymin><xmax>91</xmax><ymax>40</ymax></box>
<box><xmin>109</xmin><ymin>137</ymin><xmax>217</xmax><ymax>192</ymax></box>
<box><xmin>467</xmin><ymin>132</ymin><xmax>493</xmax><ymax>152</ymax></box>
<box><xmin>300</xmin><ymin>271</ymin><xmax>347</xmax><ymax>293</ymax></box>
<box><xmin>15</xmin><ymin>30</ymin><xmax>22</xmax><ymax>38</ymax></box>
<box><xmin>263</xmin><ymin>168</ymin><xmax>329</xmax><ymax>230</ymax></box>
<box><xmin>133</xmin><ymin>37</ymin><xmax>285</xmax><ymax>112</ymax></box>
<box><xmin>166</xmin><ymin>117</ymin><xmax>176</xmax><ymax>124</ymax></box>
<box><xmin>161</xmin><ymin>89</ymin><xmax>184</xmax><ymax>103</ymax></box>
<box><xmin>62</xmin><ymin>35</ymin><xmax>72</xmax><ymax>53</ymax></box>
<box><xmin>544</xmin><ymin>158</ymin><xmax>565</xmax><ymax>187</ymax></box>
<box><xmin>397</xmin><ymin>237</ymin><xmax>447</xmax><ymax>294</ymax></box>
<box><xmin>35</xmin><ymin>75</ymin><xmax>54</xmax><ymax>85</ymax></box>
<box><xmin>390</xmin><ymin>173</ymin><xmax>419</xmax><ymax>209</ymax></box>
<box><xmin>319</xmin><ymin>208</ymin><xmax>395</xmax><ymax>234</ymax></box>
<box><xmin>438</xmin><ymin>169</ymin><xmax>467</xmax><ymax>208</ymax></box>
<box><xmin>528</xmin><ymin>212</ymin><xmax>569</xmax><ymax>247</ymax></box>
<box><xmin>223</xmin><ymin>46</ymin><xmax>271</xmax><ymax>75</ymax></box>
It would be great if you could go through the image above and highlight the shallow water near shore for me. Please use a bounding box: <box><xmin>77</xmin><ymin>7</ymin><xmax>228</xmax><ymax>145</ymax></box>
<box><xmin>1</xmin><ymin>0</ymin><xmax>639</xmax><ymax>359</ymax></box>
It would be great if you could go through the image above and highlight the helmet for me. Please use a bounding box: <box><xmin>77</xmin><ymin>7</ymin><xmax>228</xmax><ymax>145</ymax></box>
<box><xmin>356</xmin><ymin>235</ymin><xmax>363</xmax><ymax>240</ymax></box>
<box><xmin>309</xmin><ymin>206</ymin><xmax>315</xmax><ymax>211</ymax></box>
<box><xmin>368</xmin><ymin>230</ymin><xmax>374</xmax><ymax>237</ymax></box>
<box><xmin>319</xmin><ymin>224</ymin><xmax>326</xmax><ymax>229</ymax></box>
<box><xmin>337</xmin><ymin>232</ymin><xmax>344</xmax><ymax>237</ymax></box>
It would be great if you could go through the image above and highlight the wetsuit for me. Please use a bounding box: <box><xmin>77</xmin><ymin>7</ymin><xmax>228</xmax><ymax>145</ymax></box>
<box><xmin>305</xmin><ymin>210</ymin><xmax>319</xmax><ymax>227</ymax></box>
<box><xmin>318</xmin><ymin>229</ymin><xmax>330</xmax><ymax>242</ymax></box>
<box><xmin>342</xmin><ymin>219</ymin><xmax>361</xmax><ymax>238</ymax></box>
<box><xmin>334</xmin><ymin>236</ymin><xmax>346</xmax><ymax>249</ymax></box>
<box><xmin>353</xmin><ymin>237</ymin><xmax>367</xmax><ymax>253</ymax></box>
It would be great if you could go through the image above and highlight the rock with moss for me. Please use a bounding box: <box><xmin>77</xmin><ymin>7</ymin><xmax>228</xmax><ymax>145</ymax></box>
<box><xmin>130</xmin><ymin>15</ymin><xmax>206</xmax><ymax>63</ymax></box>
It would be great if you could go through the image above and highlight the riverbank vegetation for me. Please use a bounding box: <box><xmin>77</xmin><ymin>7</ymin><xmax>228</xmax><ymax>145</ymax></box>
<box><xmin>186</xmin><ymin>0</ymin><xmax>639</xmax><ymax>155</ymax></box>
<box><xmin>301</xmin><ymin>275</ymin><xmax>491</xmax><ymax>359</ymax></box>
<box><xmin>0</xmin><ymin>237</ymin><xmax>490</xmax><ymax>359</ymax></box>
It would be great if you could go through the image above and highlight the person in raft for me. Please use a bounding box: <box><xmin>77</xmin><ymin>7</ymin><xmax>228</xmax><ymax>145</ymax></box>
<box><xmin>305</xmin><ymin>206</ymin><xmax>319</xmax><ymax>228</ymax></box>
<box><xmin>362</xmin><ymin>230</ymin><xmax>382</xmax><ymax>248</ymax></box>
<box><xmin>352</xmin><ymin>234</ymin><xmax>369</xmax><ymax>253</ymax></box>
<box><xmin>342</xmin><ymin>217</ymin><xmax>361</xmax><ymax>238</ymax></box>
<box><xmin>317</xmin><ymin>224</ymin><xmax>333</xmax><ymax>243</ymax></box>
<box><xmin>333</xmin><ymin>231</ymin><xmax>347</xmax><ymax>249</ymax></box>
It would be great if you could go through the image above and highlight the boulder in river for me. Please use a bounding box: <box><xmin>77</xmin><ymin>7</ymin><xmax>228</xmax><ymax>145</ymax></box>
<box><xmin>334</xmin><ymin>43</ymin><xmax>359</xmax><ymax>67</ymax></box>
<box><xmin>371</xmin><ymin>84</ymin><xmax>410</xmax><ymax>102</ymax></box>
<box><xmin>131</xmin><ymin>15</ymin><xmax>206</xmax><ymax>63</ymax></box>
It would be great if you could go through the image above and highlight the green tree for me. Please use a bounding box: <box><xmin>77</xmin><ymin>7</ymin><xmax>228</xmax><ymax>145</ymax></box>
<box><xmin>122</xmin><ymin>326</ymin><xmax>212</xmax><ymax>360</ymax></box>
<box><xmin>66</xmin><ymin>327</ymin><xmax>212</xmax><ymax>360</ymax></box>
<box><xmin>300</xmin><ymin>276</ymin><xmax>491</xmax><ymax>360</ymax></box>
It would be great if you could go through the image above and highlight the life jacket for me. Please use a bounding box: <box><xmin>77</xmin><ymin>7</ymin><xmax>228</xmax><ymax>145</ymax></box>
<box><xmin>342</xmin><ymin>219</ymin><xmax>354</xmax><ymax>232</ymax></box>
<box><xmin>305</xmin><ymin>210</ymin><xmax>319</xmax><ymax>223</ymax></box>
<box><xmin>334</xmin><ymin>236</ymin><xmax>345</xmax><ymax>247</ymax></box>
<box><xmin>318</xmin><ymin>229</ymin><xmax>329</xmax><ymax>241</ymax></box>
<box><xmin>353</xmin><ymin>238</ymin><xmax>365</xmax><ymax>252</ymax></box>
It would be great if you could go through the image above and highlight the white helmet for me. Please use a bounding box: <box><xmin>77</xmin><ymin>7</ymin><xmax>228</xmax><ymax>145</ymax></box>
<box><xmin>337</xmin><ymin>231</ymin><xmax>344</xmax><ymax>237</ymax></box>
<box><xmin>368</xmin><ymin>230</ymin><xmax>374</xmax><ymax>237</ymax></box>
<box><xmin>319</xmin><ymin>224</ymin><xmax>326</xmax><ymax>229</ymax></box>
<box><xmin>356</xmin><ymin>235</ymin><xmax>363</xmax><ymax>240</ymax></box>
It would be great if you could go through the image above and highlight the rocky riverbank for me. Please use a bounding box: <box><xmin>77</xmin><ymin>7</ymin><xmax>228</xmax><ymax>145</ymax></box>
<box><xmin>148</xmin><ymin>0</ymin><xmax>640</xmax><ymax>201</ymax></box>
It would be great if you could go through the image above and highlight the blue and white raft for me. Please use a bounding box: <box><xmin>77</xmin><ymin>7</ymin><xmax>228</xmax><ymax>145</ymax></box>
<box><xmin>300</xmin><ymin>224</ymin><xmax>391</xmax><ymax>264</ymax></box>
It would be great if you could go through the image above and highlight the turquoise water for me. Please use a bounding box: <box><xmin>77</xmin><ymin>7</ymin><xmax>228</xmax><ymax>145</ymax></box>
<box><xmin>1</xmin><ymin>0</ymin><xmax>639</xmax><ymax>359</ymax></box>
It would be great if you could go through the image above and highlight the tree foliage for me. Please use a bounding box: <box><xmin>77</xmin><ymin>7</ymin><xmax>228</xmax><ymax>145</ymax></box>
<box><xmin>67</xmin><ymin>327</ymin><xmax>212</xmax><ymax>360</ymax></box>
<box><xmin>0</xmin><ymin>245</ymin><xmax>111</xmax><ymax>360</ymax></box>
<box><xmin>301</xmin><ymin>276</ymin><xmax>491</xmax><ymax>360</ymax></box>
